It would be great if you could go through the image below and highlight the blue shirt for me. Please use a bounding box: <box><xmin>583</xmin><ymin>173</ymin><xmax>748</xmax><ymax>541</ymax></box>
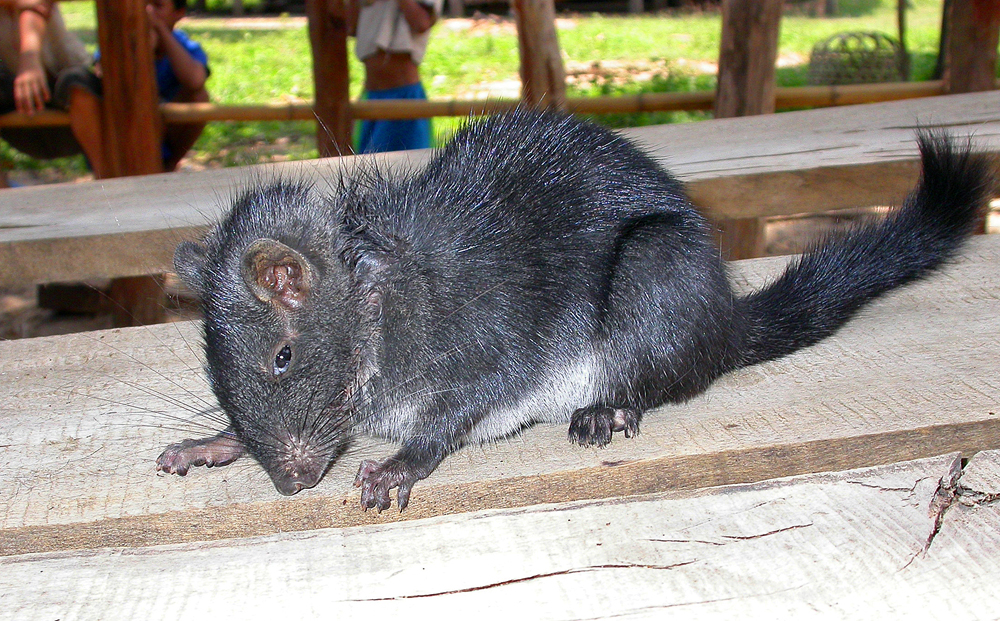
<box><xmin>95</xmin><ymin>30</ymin><xmax>209</xmax><ymax>102</ymax></box>
<box><xmin>155</xmin><ymin>30</ymin><xmax>209</xmax><ymax>102</ymax></box>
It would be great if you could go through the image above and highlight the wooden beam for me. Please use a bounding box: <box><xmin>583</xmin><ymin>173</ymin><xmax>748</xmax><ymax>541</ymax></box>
<box><xmin>94</xmin><ymin>0</ymin><xmax>163</xmax><ymax>177</ymax></box>
<box><xmin>513</xmin><ymin>0</ymin><xmax>567</xmax><ymax>109</ymax></box>
<box><xmin>714</xmin><ymin>0</ymin><xmax>784</xmax><ymax>259</ymax></box>
<box><xmin>107</xmin><ymin>274</ymin><xmax>168</xmax><ymax>328</ymax></box>
<box><xmin>5</xmin><ymin>453</ymin><xmax>1000</xmax><ymax>616</ymax></box>
<box><xmin>65</xmin><ymin>0</ymin><xmax>167</xmax><ymax>338</ymax></box>
<box><xmin>714</xmin><ymin>215</ymin><xmax>765</xmax><ymax>261</ymax></box>
<box><xmin>306</xmin><ymin>0</ymin><xmax>352</xmax><ymax>157</ymax></box>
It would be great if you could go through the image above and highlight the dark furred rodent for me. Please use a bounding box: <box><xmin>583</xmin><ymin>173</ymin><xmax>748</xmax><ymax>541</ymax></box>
<box><xmin>156</xmin><ymin>110</ymin><xmax>992</xmax><ymax>511</ymax></box>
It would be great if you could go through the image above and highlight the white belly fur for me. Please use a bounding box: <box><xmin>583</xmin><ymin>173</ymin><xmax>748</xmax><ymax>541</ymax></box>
<box><xmin>465</xmin><ymin>354</ymin><xmax>602</xmax><ymax>444</ymax></box>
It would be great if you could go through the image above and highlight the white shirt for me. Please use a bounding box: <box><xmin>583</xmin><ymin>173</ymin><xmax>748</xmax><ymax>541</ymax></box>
<box><xmin>354</xmin><ymin>0</ymin><xmax>442</xmax><ymax>65</ymax></box>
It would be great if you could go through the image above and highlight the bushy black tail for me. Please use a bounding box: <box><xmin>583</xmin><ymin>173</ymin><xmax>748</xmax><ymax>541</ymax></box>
<box><xmin>734</xmin><ymin>130</ymin><xmax>993</xmax><ymax>369</ymax></box>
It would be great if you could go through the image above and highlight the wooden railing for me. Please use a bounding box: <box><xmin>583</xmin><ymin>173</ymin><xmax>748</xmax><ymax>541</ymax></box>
<box><xmin>0</xmin><ymin>80</ymin><xmax>949</xmax><ymax>127</ymax></box>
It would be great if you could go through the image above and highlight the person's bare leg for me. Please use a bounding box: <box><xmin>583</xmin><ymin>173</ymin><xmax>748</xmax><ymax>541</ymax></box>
<box><xmin>163</xmin><ymin>88</ymin><xmax>208</xmax><ymax>171</ymax></box>
<box><xmin>66</xmin><ymin>85</ymin><xmax>108</xmax><ymax>178</ymax></box>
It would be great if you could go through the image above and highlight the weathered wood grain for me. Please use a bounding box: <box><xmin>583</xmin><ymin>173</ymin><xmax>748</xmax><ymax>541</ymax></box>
<box><xmin>3</xmin><ymin>451</ymin><xmax>999</xmax><ymax>619</ymax></box>
<box><xmin>2</xmin><ymin>92</ymin><xmax>1000</xmax><ymax>288</ymax></box>
<box><xmin>2</xmin><ymin>235</ymin><xmax>998</xmax><ymax>557</ymax></box>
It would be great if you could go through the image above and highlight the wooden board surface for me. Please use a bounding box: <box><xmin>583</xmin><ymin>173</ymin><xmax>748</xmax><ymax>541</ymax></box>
<box><xmin>2</xmin><ymin>91</ymin><xmax>1000</xmax><ymax>288</ymax></box>
<box><xmin>2</xmin><ymin>451</ymin><xmax>998</xmax><ymax>619</ymax></box>
<box><xmin>2</xmin><ymin>234</ymin><xmax>998</xmax><ymax>558</ymax></box>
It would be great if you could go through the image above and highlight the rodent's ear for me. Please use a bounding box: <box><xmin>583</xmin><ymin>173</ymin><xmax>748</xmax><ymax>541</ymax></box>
<box><xmin>241</xmin><ymin>238</ymin><xmax>316</xmax><ymax>311</ymax></box>
<box><xmin>174</xmin><ymin>241</ymin><xmax>208</xmax><ymax>298</ymax></box>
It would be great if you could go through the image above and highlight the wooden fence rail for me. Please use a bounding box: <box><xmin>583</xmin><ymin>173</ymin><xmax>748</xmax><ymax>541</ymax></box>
<box><xmin>0</xmin><ymin>80</ymin><xmax>949</xmax><ymax>128</ymax></box>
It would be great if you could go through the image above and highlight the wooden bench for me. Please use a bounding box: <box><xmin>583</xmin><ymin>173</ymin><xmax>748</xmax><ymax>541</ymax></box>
<box><xmin>1</xmin><ymin>233</ymin><xmax>998</xmax><ymax>613</ymax></box>
<box><xmin>2</xmin><ymin>90</ymin><xmax>999</xmax><ymax>291</ymax></box>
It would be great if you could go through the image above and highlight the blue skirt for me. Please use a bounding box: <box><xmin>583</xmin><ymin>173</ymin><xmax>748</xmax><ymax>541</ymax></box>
<box><xmin>357</xmin><ymin>82</ymin><xmax>432</xmax><ymax>154</ymax></box>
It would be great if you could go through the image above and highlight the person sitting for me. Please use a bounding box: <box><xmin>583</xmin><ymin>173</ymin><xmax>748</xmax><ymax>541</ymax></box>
<box><xmin>57</xmin><ymin>0</ymin><xmax>209</xmax><ymax>176</ymax></box>
<box><xmin>0</xmin><ymin>0</ymin><xmax>90</xmax><ymax>187</ymax></box>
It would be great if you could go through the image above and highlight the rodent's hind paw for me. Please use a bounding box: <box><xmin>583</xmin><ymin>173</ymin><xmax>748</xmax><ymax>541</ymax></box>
<box><xmin>568</xmin><ymin>406</ymin><xmax>641</xmax><ymax>447</ymax></box>
<box><xmin>354</xmin><ymin>459</ymin><xmax>420</xmax><ymax>512</ymax></box>
<box><xmin>155</xmin><ymin>432</ymin><xmax>246</xmax><ymax>476</ymax></box>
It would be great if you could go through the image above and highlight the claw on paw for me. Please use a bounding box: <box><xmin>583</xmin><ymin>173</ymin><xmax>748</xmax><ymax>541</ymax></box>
<box><xmin>354</xmin><ymin>459</ymin><xmax>419</xmax><ymax>512</ymax></box>
<box><xmin>568</xmin><ymin>406</ymin><xmax>641</xmax><ymax>447</ymax></box>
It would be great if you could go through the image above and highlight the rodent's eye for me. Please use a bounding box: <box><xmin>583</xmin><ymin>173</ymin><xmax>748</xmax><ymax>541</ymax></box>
<box><xmin>273</xmin><ymin>344</ymin><xmax>292</xmax><ymax>376</ymax></box>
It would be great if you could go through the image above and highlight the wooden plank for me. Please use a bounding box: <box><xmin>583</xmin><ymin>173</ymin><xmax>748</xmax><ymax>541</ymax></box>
<box><xmin>2</xmin><ymin>92</ymin><xmax>1000</xmax><ymax>289</ymax></box>
<box><xmin>1</xmin><ymin>234</ymin><xmax>999</xmax><ymax>556</ymax></box>
<box><xmin>3</xmin><ymin>451</ymin><xmax>1000</xmax><ymax>617</ymax></box>
<box><xmin>95</xmin><ymin>0</ymin><xmax>163</xmax><ymax>177</ymax></box>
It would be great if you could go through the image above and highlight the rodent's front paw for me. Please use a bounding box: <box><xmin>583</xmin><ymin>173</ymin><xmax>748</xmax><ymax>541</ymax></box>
<box><xmin>156</xmin><ymin>440</ymin><xmax>200</xmax><ymax>475</ymax></box>
<box><xmin>155</xmin><ymin>433</ymin><xmax>246</xmax><ymax>476</ymax></box>
<box><xmin>354</xmin><ymin>459</ymin><xmax>420</xmax><ymax>512</ymax></box>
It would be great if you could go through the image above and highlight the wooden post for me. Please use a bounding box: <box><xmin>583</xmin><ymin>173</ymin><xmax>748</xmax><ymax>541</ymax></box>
<box><xmin>713</xmin><ymin>0</ymin><xmax>783</xmax><ymax>260</ymax></box>
<box><xmin>94</xmin><ymin>0</ymin><xmax>163</xmax><ymax>177</ymax></box>
<box><xmin>943</xmin><ymin>0</ymin><xmax>1000</xmax><ymax>94</ymax></box>
<box><xmin>897</xmin><ymin>0</ymin><xmax>909</xmax><ymax>79</ymax></box>
<box><xmin>307</xmin><ymin>0</ymin><xmax>352</xmax><ymax>157</ymax></box>
<box><xmin>943</xmin><ymin>0</ymin><xmax>1000</xmax><ymax>233</ymax></box>
<box><xmin>94</xmin><ymin>0</ymin><xmax>167</xmax><ymax>323</ymax></box>
<box><xmin>108</xmin><ymin>275</ymin><xmax>167</xmax><ymax>328</ymax></box>
<box><xmin>714</xmin><ymin>217</ymin><xmax>766</xmax><ymax>262</ymax></box>
<box><xmin>513</xmin><ymin>0</ymin><xmax>567</xmax><ymax>110</ymax></box>
<box><xmin>714</xmin><ymin>0</ymin><xmax>783</xmax><ymax>118</ymax></box>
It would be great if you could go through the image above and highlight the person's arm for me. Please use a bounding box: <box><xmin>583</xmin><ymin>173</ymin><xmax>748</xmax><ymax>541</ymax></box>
<box><xmin>397</xmin><ymin>0</ymin><xmax>434</xmax><ymax>35</ymax></box>
<box><xmin>147</xmin><ymin>7</ymin><xmax>206</xmax><ymax>95</ymax></box>
<box><xmin>12</xmin><ymin>0</ymin><xmax>55</xmax><ymax>114</ymax></box>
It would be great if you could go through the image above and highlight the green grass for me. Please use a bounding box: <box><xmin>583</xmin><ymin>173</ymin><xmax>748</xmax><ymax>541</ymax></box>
<box><xmin>3</xmin><ymin>0</ymin><xmax>952</xmax><ymax>182</ymax></box>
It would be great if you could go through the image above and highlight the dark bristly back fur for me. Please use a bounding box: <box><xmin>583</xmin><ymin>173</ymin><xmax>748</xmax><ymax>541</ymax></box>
<box><xmin>160</xmin><ymin>110</ymin><xmax>992</xmax><ymax>511</ymax></box>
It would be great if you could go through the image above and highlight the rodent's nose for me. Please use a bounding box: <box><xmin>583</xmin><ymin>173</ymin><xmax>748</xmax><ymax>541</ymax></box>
<box><xmin>271</xmin><ymin>466</ymin><xmax>323</xmax><ymax>496</ymax></box>
<box><xmin>275</xmin><ymin>480</ymin><xmax>304</xmax><ymax>496</ymax></box>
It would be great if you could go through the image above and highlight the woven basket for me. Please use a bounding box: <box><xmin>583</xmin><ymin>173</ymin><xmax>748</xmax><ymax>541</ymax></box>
<box><xmin>808</xmin><ymin>31</ymin><xmax>906</xmax><ymax>85</ymax></box>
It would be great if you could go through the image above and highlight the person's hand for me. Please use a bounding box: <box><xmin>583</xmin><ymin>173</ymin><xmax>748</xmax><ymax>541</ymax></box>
<box><xmin>14</xmin><ymin>52</ymin><xmax>49</xmax><ymax>115</ymax></box>
<box><xmin>146</xmin><ymin>3</ymin><xmax>170</xmax><ymax>50</ymax></box>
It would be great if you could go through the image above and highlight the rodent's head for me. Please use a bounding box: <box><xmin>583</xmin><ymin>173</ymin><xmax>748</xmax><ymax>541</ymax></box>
<box><xmin>175</xmin><ymin>180</ymin><xmax>395</xmax><ymax>495</ymax></box>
